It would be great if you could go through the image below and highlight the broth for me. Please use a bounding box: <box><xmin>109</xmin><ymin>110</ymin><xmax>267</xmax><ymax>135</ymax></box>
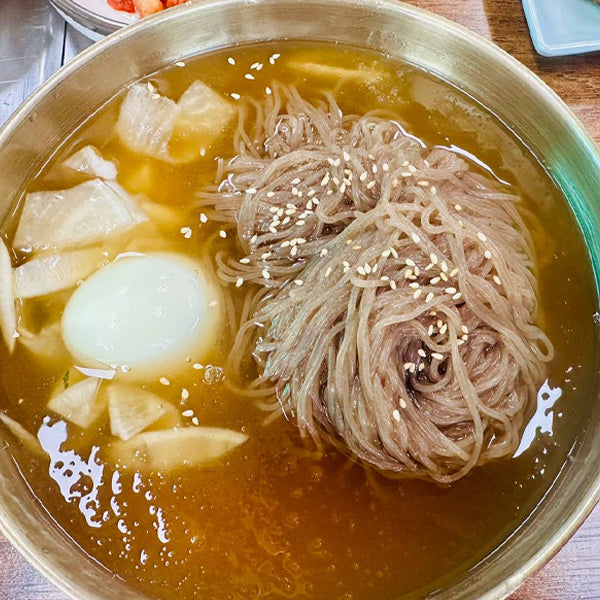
<box><xmin>0</xmin><ymin>42</ymin><xmax>597</xmax><ymax>600</ymax></box>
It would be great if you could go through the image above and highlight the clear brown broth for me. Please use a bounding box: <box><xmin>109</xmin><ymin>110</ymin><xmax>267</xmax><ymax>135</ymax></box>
<box><xmin>0</xmin><ymin>42</ymin><xmax>597</xmax><ymax>600</ymax></box>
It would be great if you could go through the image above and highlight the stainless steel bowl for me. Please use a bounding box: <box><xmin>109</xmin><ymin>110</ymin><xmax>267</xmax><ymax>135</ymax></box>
<box><xmin>1</xmin><ymin>1</ymin><xmax>600</xmax><ymax>599</ymax></box>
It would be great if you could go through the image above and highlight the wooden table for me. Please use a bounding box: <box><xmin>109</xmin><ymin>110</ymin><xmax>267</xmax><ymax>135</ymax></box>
<box><xmin>0</xmin><ymin>0</ymin><xmax>599</xmax><ymax>598</ymax></box>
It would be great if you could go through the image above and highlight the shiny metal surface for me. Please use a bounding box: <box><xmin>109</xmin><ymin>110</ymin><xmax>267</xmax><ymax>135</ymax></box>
<box><xmin>0</xmin><ymin>0</ymin><xmax>65</xmax><ymax>125</ymax></box>
<box><xmin>0</xmin><ymin>1</ymin><xmax>599</xmax><ymax>600</ymax></box>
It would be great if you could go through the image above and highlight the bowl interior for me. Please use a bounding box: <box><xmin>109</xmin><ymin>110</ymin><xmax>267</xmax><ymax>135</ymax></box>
<box><xmin>0</xmin><ymin>1</ymin><xmax>599</xmax><ymax>599</ymax></box>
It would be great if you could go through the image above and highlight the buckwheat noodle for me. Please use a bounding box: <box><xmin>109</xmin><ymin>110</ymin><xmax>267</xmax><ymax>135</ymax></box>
<box><xmin>198</xmin><ymin>84</ymin><xmax>553</xmax><ymax>483</ymax></box>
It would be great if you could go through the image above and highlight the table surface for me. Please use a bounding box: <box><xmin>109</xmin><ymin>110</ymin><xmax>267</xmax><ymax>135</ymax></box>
<box><xmin>1</xmin><ymin>0</ymin><xmax>600</xmax><ymax>599</ymax></box>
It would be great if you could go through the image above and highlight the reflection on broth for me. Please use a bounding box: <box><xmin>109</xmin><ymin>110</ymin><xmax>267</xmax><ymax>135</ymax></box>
<box><xmin>0</xmin><ymin>42</ymin><xmax>597</xmax><ymax>600</ymax></box>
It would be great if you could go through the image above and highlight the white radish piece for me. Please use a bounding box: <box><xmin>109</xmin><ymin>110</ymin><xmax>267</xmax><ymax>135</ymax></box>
<box><xmin>116</xmin><ymin>81</ymin><xmax>236</xmax><ymax>163</ymax></box>
<box><xmin>0</xmin><ymin>239</ymin><xmax>16</xmax><ymax>353</ymax></box>
<box><xmin>63</xmin><ymin>145</ymin><xmax>118</xmax><ymax>180</ymax></box>
<box><xmin>171</xmin><ymin>80</ymin><xmax>237</xmax><ymax>162</ymax></box>
<box><xmin>288</xmin><ymin>61</ymin><xmax>386</xmax><ymax>86</ymax></box>
<box><xmin>14</xmin><ymin>248</ymin><xmax>105</xmax><ymax>299</ymax></box>
<box><xmin>110</xmin><ymin>426</ymin><xmax>248</xmax><ymax>472</ymax></box>
<box><xmin>19</xmin><ymin>321</ymin><xmax>69</xmax><ymax>364</ymax></box>
<box><xmin>0</xmin><ymin>413</ymin><xmax>44</xmax><ymax>457</ymax></box>
<box><xmin>108</xmin><ymin>384</ymin><xmax>172</xmax><ymax>441</ymax></box>
<box><xmin>13</xmin><ymin>179</ymin><xmax>148</xmax><ymax>252</ymax></box>
<box><xmin>116</xmin><ymin>83</ymin><xmax>181</xmax><ymax>160</ymax></box>
<box><xmin>47</xmin><ymin>377</ymin><xmax>104</xmax><ymax>429</ymax></box>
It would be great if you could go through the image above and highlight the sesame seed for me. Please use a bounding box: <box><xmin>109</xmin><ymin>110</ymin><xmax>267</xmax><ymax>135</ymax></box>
<box><xmin>445</xmin><ymin>287</ymin><xmax>457</xmax><ymax>294</ymax></box>
<box><xmin>401</xmin><ymin>172</ymin><xmax>412</xmax><ymax>178</ymax></box>
<box><xmin>382</xmin><ymin>249</ymin><xmax>392</xmax><ymax>258</ymax></box>
<box><xmin>230</xmin><ymin>93</ymin><xmax>241</xmax><ymax>100</ymax></box>
<box><xmin>440</xmin><ymin>272</ymin><xmax>448</xmax><ymax>282</ymax></box>
<box><xmin>372</xmin><ymin>164</ymin><xmax>378</xmax><ymax>174</ymax></box>
<box><xmin>182</xmin><ymin>409</ymin><xmax>194</xmax><ymax>417</ymax></box>
<box><xmin>244</xmin><ymin>73</ymin><xmax>255</xmax><ymax>80</ymax></box>
<box><xmin>366</xmin><ymin>181</ymin><xmax>376</xmax><ymax>190</ymax></box>
<box><xmin>427</xmin><ymin>324</ymin><xmax>434</xmax><ymax>336</ymax></box>
<box><xmin>380</xmin><ymin>275</ymin><xmax>390</xmax><ymax>281</ymax></box>
<box><xmin>382</xmin><ymin>163</ymin><xmax>389</xmax><ymax>172</ymax></box>
<box><xmin>431</xmin><ymin>186</ymin><xmax>437</xmax><ymax>195</ymax></box>
<box><xmin>461</xmin><ymin>334</ymin><xmax>469</xmax><ymax>341</ymax></box>
<box><xmin>200</xmin><ymin>213</ymin><xmax>208</xmax><ymax>223</ymax></box>
<box><xmin>159</xmin><ymin>377</ymin><xmax>170</xmax><ymax>386</ymax></box>
<box><xmin>405</xmin><ymin>258</ymin><xmax>416</xmax><ymax>267</ymax></box>
<box><xmin>247</xmin><ymin>187</ymin><xmax>257</xmax><ymax>195</ymax></box>
<box><xmin>392</xmin><ymin>178</ymin><xmax>399</xmax><ymax>188</ymax></box>
<box><xmin>402</xmin><ymin>160</ymin><xmax>410</xmax><ymax>167</ymax></box>
<box><xmin>180</xmin><ymin>226</ymin><xmax>192</xmax><ymax>239</ymax></box>
<box><xmin>290</xmin><ymin>246</ymin><xmax>298</xmax><ymax>257</ymax></box>
<box><xmin>193</xmin><ymin>363</ymin><xmax>203</xmax><ymax>370</ymax></box>
<box><xmin>430</xmin><ymin>276</ymin><xmax>441</xmax><ymax>285</ymax></box>
<box><xmin>175</xmin><ymin>61</ymin><xmax>186</xmax><ymax>67</ymax></box>
<box><xmin>343</xmin><ymin>151</ymin><xmax>351</xmax><ymax>161</ymax></box>
<box><xmin>425</xmin><ymin>292</ymin><xmax>434</xmax><ymax>303</ymax></box>
<box><xmin>452</xmin><ymin>292</ymin><xmax>462</xmax><ymax>300</ymax></box>
<box><xmin>219</xmin><ymin>230</ymin><xmax>227</xmax><ymax>238</ymax></box>
<box><xmin>208</xmin><ymin>300</ymin><xmax>218</xmax><ymax>308</ymax></box>
<box><xmin>399</xmin><ymin>398</ymin><xmax>407</xmax><ymax>409</ymax></box>
<box><xmin>418</xmin><ymin>349</ymin><xmax>427</xmax><ymax>358</ymax></box>
<box><xmin>235</xmin><ymin>277</ymin><xmax>244</xmax><ymax>288</ymax></box>
<box><xmin>261</xmin><ymin>251</ymin><xmax>272</xmax><ymax>259</ymax></box>
<box><xmin>192</xmin><ymin>417</ymin><xmax>200</xmax><ymax>426</ymax></box>
<box><xmin>359</xmin><ymin>172</ymin><xmax>368</xmax><ymax>182</ymax></box>
<box><xmin>454</xmin><ymin>204</ymin><xmax>462</xmax><ymax>211</ymax></box>
<box><xmin>262</xmin><ymin>268</ymin><xmax>270</xmax><ymax>280</ymax></box>
<box><xmin>417</xmin><ymin>181</ymin><xmax>429</xmax><ymax>187</ymax></box>
<box><xmin>320</xmin><ymin>248</ymin><xmax>328</xmax><ymax>257</ymax></box>
<box><xmin>364</xmin><ymin>263</ymin><xmax>372</xmax><ymax>274</ymax></box>
<box><xmin>352</xmin><ymin>245</ymin><xmax>362</xmax><ymax>250</ymax></box>
<box><xmin>250</xmin><ymin>234</ymin><xmax>258</xmax><ymax>244</ymax></box>
<box><xmin>294</xmin><ymin>279</ymin><xmax>303</xmax><ymax>286</ymax></box>
<box><xmin>493</xmin><ymin>275</ymin><xmax>502</xmax><ymax>285</ymax></box>
<box><xmin>437</xmin><ymin>319</ymin><xmax>443</xmax><ymax>328</ymax></box>
<box><xmin>411</xmin><ymin>233</ymin><xmax>420</xmax><ymax>243</ymax></box>
<box><xmin>440</xmin><ymin>261</ymin><xmax>448</xmax><ymax>273</ymax></box>
<box><xmin>239</xmin><ymin>258</ymin><xmax>250</xmax><ymax>264</ymax></box>
<box><xmin>325</xmin><ymin>267</ymin><xmax>332</xmax><ymax>277</ymax></box>
<box><xmin>403</xmin><ymin>362</ymin><xmax>414</xmax><ymax>371</ymax></box>
<box><xmin>413</xmin><ymin>289</ymin><xmax>422</xmax><ymax>299</ymax></box>
<box><xmin>227</xmin><ymin>57</ymin><xmax>236</xmax><ymax>65</ymax></box>
<box><xmin>484</xmin><ymin>250</ymin><xmax>492</xmax><ymax>259</ymax></box>
<box><xmin>408</xmin><ymin>165</ymin><xmax>417</xmax><ymax>173</ymax></box>
<box><xmin>297</xmin><ymin>220</ymin><xmax>306</xmax><ymax>226</ymax></box>
<box><xmin>477</xmin><ymin>232</ymin><xmax>487</xmax><ymax>242</ymax></box>
<box><xmin>461</xmin><ymin>325</ymin><xmax>469</xmax><ymax>334</ymax></box>
<box><xmin>440</xmin><ymin>323</ymin><xmax>448</xmax><ymax>334</ymax></box>
<box><xmin>390</xmin><ymin>280</ymin><xmax>397</xmax><ymax>290</ymax></box>
<box><xmin>430</xmin><ymin>253</ymin><xmax>438</xmax><ymax>265</ymax></box>
<box><xmin>266</xmin><ymin>191</ymin><xmax>275</xmax><ymax>198</ymax></box>
<box><xmin>392</xmin><ymin>409</ymin><xmax>401</xmax><ymax>422</ymax></box>
<box><xmin>181</xmin><ymin>388</ymin><xmax>190</xmax><ymax>400</ymax></box>
<box><xmin>431</xmin><ymin>352</ymin><xmax>444</xmax><ymax>361</ymax></box>
<box><xmin>357</xmin><ymin>266</ymin><xmax>366</xmax><ymax>276</ymax></box>
<box><xmin>424</xmin><ymin>263</ymin><xmax>434</xmax><ymax>271</ymax></box>
<box><xmin>321</xmin><ymin>173</ymin><xmax>330</xmax><ymax>186</ymax></box>
<box><xmin>449</xmin><ymin>268</ymin><xmax>459</xmax><ymax>277</ymax></box>
<box><xmin>409</xmin><ymin>282</ymin><xmax>420</xmax><ymax>289</ymax></box>
<box><xmin>265</xmin><ymin>86</ymin><xmax>272</xmax><ymax>95</ymax></box>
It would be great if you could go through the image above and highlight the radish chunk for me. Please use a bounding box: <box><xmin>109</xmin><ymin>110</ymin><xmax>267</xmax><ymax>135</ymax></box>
<box><xmin>116</xmin><ymin>83</ymin><xmax>181</xmax><ymax>160</ymax></box>
<box><xmin>0</xmin><ymin>413</ymin><xmax>44</xmax><ymax>457</ymax></box>
<box><xmin>19</xmin><ymin>321</ymin><xmax>69</xmax><ymax>364</ymax></box>
<box><xmin>47</xmin><ymin>377</ymin><xmax>104</xmax><ymax>429</ymax></box>
<box><xmin>288</xmin><ymin>61</ymin><xmax>386</xmax><ymax>87</ymax></box>
<box><xmin>0</xmin><ymin>239</ymin><xmax>16</xmax><ymax>353</ymax></box>
<box><xmin>108</xmin><ymin>384</ymin><xmax>172</xmax><ymax>441</ymax></box>
<box><xmin>13</xmin><ymin>179</ymin><xmax>148</xmax><ymax>252</ymax></box>
<box><xmin>116</xmin><ymin>81</ymin><xmax>236</xmax><ymax>163</ymax></box>
<box><xmin>63</xmin><ymin>145</ymin><xmax>118</xmax><ymax>180</ymax></box>
<box><xmin>170</xmin><ymin>80</ymin><xmax>237</xmax><ymax>162</ymax></box>
<box><xmin>110</xmin><ymin>427</ymin><xmax>248</xmax><ymax>471</ymax></box>
<box><xmin>14</xmin><ymin>249</ymin><xmax>105</xmax><ymax>299</ymax></box>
